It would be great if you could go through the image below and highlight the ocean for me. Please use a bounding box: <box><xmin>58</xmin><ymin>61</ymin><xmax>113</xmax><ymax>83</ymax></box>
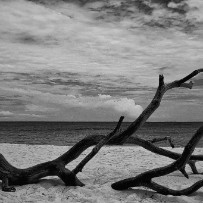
<box><xmin>0</xmin><ymin>122</ymin><xmax>202</xmax><ymax>147</ymax></box>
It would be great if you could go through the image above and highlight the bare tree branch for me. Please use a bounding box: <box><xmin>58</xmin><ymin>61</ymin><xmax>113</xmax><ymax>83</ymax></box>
<box><xmin>0</xmin><ymin>117</ymin><xmax>124</xmax><ymax>192</ymax></box>
<box><xmin>147</xmin><ymin>136</ymin><xmax>175</xmax><ymax>148</ymax></box>
<box><xmin>112</xmin><ymin>126</ymin><xmax>203</xmax><ymax>196</ymax></box>
<box><xmin>111</xmin><ymin>69</ymin><xmax>203</xmax><ymax>145</ymax></box>
<box><xmin>72</xmin><ymin>116</ymin><xmax>124</xmax><ymax>174</ymax></box>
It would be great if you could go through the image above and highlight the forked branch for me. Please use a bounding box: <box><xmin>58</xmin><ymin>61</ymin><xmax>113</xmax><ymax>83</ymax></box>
<box><xmin>0</xmin><ymin>116</ymin><xmax>124</xmax><ymax>192</ymax></box>
<box><xmin>110</xmin><ymin>69</ymin><xmax>203</xmax><ymax>145</ymax></box>
<box><xmin>72</xmin><ymin>116</ymin><xmax>124</xmax><ymax>174</ymax></box>
<box><xmin>112</xmin><ymin>126</ymin><xmax>203</xmax><ymax>196</ymax></box>
<box><xmin>106</xmin><ymin>69</ymin><xmax>203</xmax><ymax>173</ymax></box>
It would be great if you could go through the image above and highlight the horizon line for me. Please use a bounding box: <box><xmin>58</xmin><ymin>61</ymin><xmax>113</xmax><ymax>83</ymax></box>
<box><xmin>0</xmin><ymin>121</ymin><xmax>202</xmax><ymax>123</ymax></box>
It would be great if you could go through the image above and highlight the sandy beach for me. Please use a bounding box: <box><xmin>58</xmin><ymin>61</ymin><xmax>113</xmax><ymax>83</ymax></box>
<box><xmin>0</xmin><ymin>144</ymin><xmax>203</xmax><ymax>203</ymax></box>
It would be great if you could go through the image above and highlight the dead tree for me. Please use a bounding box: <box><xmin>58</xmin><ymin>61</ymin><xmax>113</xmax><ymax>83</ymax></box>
<box><xmin>0</xmin><ymin>69</ymin><xmax>202</xmax><ymax>193</ymax></box>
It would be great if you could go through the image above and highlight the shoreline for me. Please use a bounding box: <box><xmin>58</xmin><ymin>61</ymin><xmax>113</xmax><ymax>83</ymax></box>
<box><xmin>2</xmin><ymin>142</ymin><xmax>203</xmax><ymax>149</ymax></box>
<box><xmin>0</xmin><ymin>144</ymin><xmax>203</xmax><ymax>203</ymax></box>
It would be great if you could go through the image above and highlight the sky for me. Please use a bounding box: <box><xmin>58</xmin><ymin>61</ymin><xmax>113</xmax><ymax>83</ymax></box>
<box><xmin>0</xmin><ymin>0</ymin><xmax>203</xmax><ymax>122</ymax></box>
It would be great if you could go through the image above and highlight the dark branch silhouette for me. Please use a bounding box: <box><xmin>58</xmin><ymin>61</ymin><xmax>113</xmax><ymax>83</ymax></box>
<box><xmin>0</xmin><ymin>117</ymin><xmax>124</xmax><ymax>192</ymax></box>
<box><xmin>72</xmin><ymin>116</ymin><xmax>124</xmax><ymax>174</ymax></box>
<box><xmin>0</xmin><ymin>69</ymin><xmax>202</xmax><ymax>194</ymax></box>
<box><xmin>147</xmin><ymin>136</ymin><xmax>175</xmax><ymax>148</ymax></box>
<box><xmin>112</xmin><ymin>126</ymin><xmax>203</xmax><ymax>196</ymax></box>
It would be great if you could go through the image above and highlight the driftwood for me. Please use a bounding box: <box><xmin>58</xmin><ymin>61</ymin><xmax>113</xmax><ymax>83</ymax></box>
<box><xmin>0</xmin><ymin>116</ymin><xmax>124</xmax><ymax>192</ymax></box>
<box><xmin>112</xmin><ymin>126</ymin><xmax>203</xmax><ymax>196</ymax></box>
<box><xmin>147</xmin><ymin>136</ymin><xmax>175</xmax><ymax>148</ymax></box>
<box><xmin>72</xmin><ymin>116</ymin><xmax>124</xmax><ymax>174</ymax></box>
<box><xmin>0</xmin><ymin>69</ymin><xmax>202</xmax><ymax>194</ymax></box>
<box><xmin>111</xmin><ymin>69</ymin><xmax>203</xmax><ymax>172</ymax></box>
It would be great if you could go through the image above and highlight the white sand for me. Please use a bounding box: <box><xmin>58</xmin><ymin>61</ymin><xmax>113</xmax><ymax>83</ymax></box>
<box><xmin>0</xmin><ymin>144</ymin><xmax>203</xmax><ymax>203</ymax></box>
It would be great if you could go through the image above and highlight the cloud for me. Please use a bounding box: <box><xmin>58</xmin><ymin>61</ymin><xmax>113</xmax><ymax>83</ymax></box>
<box><xmin>0</xmin><ymin>109</ymin><xmax>43</xmax><ymax>119</ymax></box>
<box><xmin>98</xmin><ymin>94</ymin><xmax>111</xmax><ymax>99</ymax></box>
<box><xmin>0</xmin><ymin>111</ymin><xmax>13</xmax><ymax>116</ymax></box>
<box><xmin>25</xmin><ymin>104</ymin><xmax>54</xmax><ymax>112</ymax></box>
<box><xmin>102</xmin><ymin>97</ymin><xmax>143</xmax><ymax>118</ymax></box>
<box><xmin>17</xmin><ymin>113</ymin><xmax>44</xmax><ymax>118</ymax></box>
<box><xmin>0</xmin><ymin>111</ymin><xmax>14</xmax><ymax>118</ymax></box>
<box><xmin>0</xmin><ymin>84</ymin><xmax>143</xmax><ymax>120</ymax></box>
<box><xmin>193</xmin><ymin>78</ymin><xmax>203</xmax><ymax>87</ymax></box>
<box><xmin>64</xmin><ymin>94</ymin><xmax>143</xmax><ymax>118</ymax></box>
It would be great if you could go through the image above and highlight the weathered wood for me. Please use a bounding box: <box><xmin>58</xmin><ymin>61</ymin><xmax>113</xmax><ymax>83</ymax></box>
<box><xmin>126</xmin><ymin>136</ymin><xmax>203</xmax><ymax>161</ymax></box>
<box><xmin>110</xmin><ymin>69</ymin><xmax>203</xmax><ymax>145</ymax></box>
<box><xmin>73</xmin><ymin>116</ymin><xmax>124</xmax><ymax>174</ymax></box>
<box><xmin>0</xmin><ymin>117</ymin><xmax>123</xmax><ymax>192</ymax></box>
<box><xmin>147</xmin><ymin>136</ymin><xmax>175</xmax><ymax>148</ymax></box>
<box><xmin>112</xmin><ymin>126</ymin><xmax>203</xmax><ymax>196</ymax></box>
<box><xmin>0</xmin><ymin>69</ymin><xmax>202</xmax><ymax>193</ymax></box>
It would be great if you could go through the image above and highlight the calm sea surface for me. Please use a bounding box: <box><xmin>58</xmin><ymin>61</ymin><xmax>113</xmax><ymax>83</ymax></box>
<box><xmin>0</xmin><ymin>122</ymin><xmax>202</xmax><ymax>147</ymax></box>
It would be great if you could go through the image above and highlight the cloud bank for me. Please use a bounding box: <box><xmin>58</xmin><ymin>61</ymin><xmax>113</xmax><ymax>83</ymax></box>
<box><xmin>0</xmin><ymin>111</ymin><xmax>13</xmax><ymax>116</ymax></box>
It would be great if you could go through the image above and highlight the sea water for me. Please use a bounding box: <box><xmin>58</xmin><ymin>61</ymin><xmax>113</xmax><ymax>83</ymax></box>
<box><xmin>0</xmin><ymin>122</ymin><xmax>202</xmax><ymax>147</ymax></box>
